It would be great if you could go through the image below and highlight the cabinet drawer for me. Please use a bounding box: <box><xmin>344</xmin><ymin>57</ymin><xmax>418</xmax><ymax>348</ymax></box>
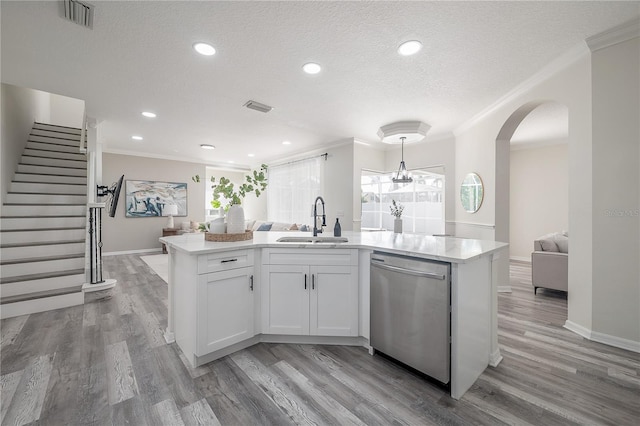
<box><xmin>263</xmin><ymin>248</ymin><xmax>358</xmax><ymax>266</ymax></box>
<box><xmin>198</xmin><ymin>249</ymin><xmax>254</xmax><ymax>274</ymax></box>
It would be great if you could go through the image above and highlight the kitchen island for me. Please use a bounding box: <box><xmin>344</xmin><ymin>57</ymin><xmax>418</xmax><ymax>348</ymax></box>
<box><xmin>160</xmin><ymin>231</ymin><xmax>507</xmax><ymax>399</ymax></box>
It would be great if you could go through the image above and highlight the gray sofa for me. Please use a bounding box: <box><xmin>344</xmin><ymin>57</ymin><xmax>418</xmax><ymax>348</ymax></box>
<box><xmin>531</xmin><ymin>232</ymin><xmax>568</xmax><ymax>294</ymax></box>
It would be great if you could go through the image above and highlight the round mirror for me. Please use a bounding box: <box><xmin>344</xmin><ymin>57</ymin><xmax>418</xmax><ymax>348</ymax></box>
<box><xmin>460</xmin><ymin>173</ymin><xmax>484</xmax><ymax>213</ymax></box>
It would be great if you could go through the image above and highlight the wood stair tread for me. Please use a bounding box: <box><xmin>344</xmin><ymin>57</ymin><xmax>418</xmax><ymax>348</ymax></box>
<box><xmin>1</xmin><ymin>239</ymin><xmax>85</xmax><ymax>248</ymax></box>
<box><xmin>0</xmin><ymin>226</ymin><xmax>85</xmax><ymax>232</ymax></box>
<box><xmin>0</xmin><ymin>285</ymin><xmax>83</xmax><ymax>304</ymax></box>
<box><xmin>18</xmin><ymin>163</ymin><xmax>87</xmax><ymax>170</ymax></box>
<box><xmin>1</xmin><ymin>253</ymin><xmax>84</xmax><ymax>266</ymax></box>
<box><xmin>0</xmin><ymin>215</ymin><xmax>85</xmax><ymax>218</ymax></box>
<box><xmin>0</xmin><ymin>269</ymin><xmax>85</xmax><ymax>285</ymax></box>
<box><xmin>10</xmin><ymin>180</ymin><xmax>87</xmax><ymax>185</ymax></box>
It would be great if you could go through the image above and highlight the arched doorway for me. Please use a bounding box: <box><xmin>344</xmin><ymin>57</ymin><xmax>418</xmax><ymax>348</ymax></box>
<box><xmin>495</xmin><ymin>101</ymin><xmax>569</xmax><ymax>293</ymax></box>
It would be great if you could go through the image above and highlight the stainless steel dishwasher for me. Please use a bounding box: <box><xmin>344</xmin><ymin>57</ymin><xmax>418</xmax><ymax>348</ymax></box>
<box><xmin>370</xmin><ymin>251</ymin><xmax>451</xmax><ymax>384</ymax></box>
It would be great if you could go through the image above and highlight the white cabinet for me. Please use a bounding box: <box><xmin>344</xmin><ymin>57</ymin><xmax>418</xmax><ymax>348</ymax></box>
<box><xmin>196</xmin><ymin>267</ymin><xmax>254</xmax><ymax>355</ymax></box>
<box><xmin>262</xmin><ymin>248</ymin><xmax>359</xmax><ymax>336</ymax></box>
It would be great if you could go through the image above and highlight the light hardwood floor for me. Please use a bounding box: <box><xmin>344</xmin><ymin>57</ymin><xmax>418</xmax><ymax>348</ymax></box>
<box><xmin>1</xmin><ymin>256</ymin><xmax>638</xmax><ymax>425</ymax></box>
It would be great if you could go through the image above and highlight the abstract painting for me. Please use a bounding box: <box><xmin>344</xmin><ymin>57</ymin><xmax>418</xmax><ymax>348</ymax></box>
<box><xmin>125</xmin><ymin>180</ymin><xmax>187</xmax><ymax>218</ymax></box>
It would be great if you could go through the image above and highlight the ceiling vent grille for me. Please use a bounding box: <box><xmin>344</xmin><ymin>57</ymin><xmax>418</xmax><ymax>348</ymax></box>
<box><xmin>243</xmin><ymin>100</ymin><xmax>273</xmax><ymax>113</ymax></box>
<box><xmin>63</xmin><ymin>0</ymin><xmax>94</xmax><ymax>29</ymax></box>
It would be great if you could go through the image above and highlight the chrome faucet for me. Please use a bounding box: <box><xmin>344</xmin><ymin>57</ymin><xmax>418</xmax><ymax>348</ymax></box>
<box><xmin>313</xmin><ymin>196</ymin><xmax>326</xmax><ymax>236</ymax></box>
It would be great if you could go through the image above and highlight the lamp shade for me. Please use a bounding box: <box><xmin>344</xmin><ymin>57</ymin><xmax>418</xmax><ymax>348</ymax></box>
<box><xmin>165</xmin><ymin>204</ymin><xmax>178</xmax><ymax>216</ymax></box>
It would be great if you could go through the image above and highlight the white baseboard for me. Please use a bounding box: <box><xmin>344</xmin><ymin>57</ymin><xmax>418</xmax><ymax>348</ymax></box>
<box><xmin>497</xmin><ymin>286</ymin><xmax>512</xmax><ymax>293</ymax></box>
<box><xmin>509</xmin><ymin>256</ymin><xmax>531</xmax><ymax>263</ymax></box>
<box><xmin>0</xmin><ymin>292</ymin><xmax>84</xmax><ymax>319</ymax></box>
<box><xmin>564</xmin><ymin>320</ymin><xmax>640</xmax><ymax>353</ymax></box>
<box><xmin>103</xmin><ymin>248</ymin><xmax>162</xmax><ymax>256</ymax></box>
<box><xmin>489</xmin><ymin>349</ymin><xmax>503</xmax><ymax>367</ymax></box>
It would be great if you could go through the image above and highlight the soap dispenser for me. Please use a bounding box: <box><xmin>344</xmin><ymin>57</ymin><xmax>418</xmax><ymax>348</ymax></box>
<box><xmin>334</xmin><ymin>218</ymin><xmax>341</xmax><ymax>237</ymax></box>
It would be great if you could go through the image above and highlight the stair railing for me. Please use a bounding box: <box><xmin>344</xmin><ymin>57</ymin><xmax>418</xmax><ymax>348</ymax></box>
<box><xmin>82</xmin><ymin>116</ymin><xmax>116</xmax><ymax>291</ymax></box>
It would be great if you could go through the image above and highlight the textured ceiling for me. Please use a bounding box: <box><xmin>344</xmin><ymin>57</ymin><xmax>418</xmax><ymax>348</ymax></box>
<box><xmin>2</xmin><ymin>1</ymin><xmax>638</xmax><ymax>169</ymax></box>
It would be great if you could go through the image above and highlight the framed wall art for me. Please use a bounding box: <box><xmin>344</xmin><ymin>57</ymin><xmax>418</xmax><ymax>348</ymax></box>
<box><xmin>125</xmin><ymin>180</ymin><xmax>187</xmax><ymax>218</ymax></box>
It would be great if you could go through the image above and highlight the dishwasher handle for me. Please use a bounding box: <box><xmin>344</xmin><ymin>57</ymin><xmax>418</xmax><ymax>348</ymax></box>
<box><xmin>371</xmin><ymin>259</ymin><xmax>446</xmax><ymax>280</ymax></box>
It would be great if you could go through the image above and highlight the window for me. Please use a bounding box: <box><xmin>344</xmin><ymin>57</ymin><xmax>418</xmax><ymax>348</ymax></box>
<box><xmin>267</xmin><ymin>156</ymin><xmax>324</xmax><ymax>226</ymax></box>
<box><xmin>361</xmin><ymin>169</ymin><xmax>445</xmax><ymax>234</ymax></box>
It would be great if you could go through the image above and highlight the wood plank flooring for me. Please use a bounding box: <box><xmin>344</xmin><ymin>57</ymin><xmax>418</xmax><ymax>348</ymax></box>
<box><xmin>1</xmin><ymin>255</ymin><xmax>638</xmax><ymax>425</ymax></box>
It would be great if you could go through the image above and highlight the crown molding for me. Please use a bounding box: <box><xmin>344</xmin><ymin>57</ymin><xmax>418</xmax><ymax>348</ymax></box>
<box><xmin>102</xmin><ymin>148</ymin><xmax>251</xmax><ymax>171</ymax></box>
<box><xmin>586</xmin><ymin>18</ymin><xmax>640</xmax><ymax>52</ymax></box>
<box><xmin>455</xmin><ymin>42</ymin><xmax>589</xmax><ymax>136</ymax></box>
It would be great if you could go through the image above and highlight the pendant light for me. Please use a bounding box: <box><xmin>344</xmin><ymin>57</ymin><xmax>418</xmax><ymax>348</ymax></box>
<box><xmin>393</xmin><ymin>137</ymin><xmax>413</xmax><ymax>183</ymax></box>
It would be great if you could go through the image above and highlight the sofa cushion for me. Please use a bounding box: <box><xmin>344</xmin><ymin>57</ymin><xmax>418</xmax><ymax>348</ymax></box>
<box><xmin>539</xmin><ymin>238</ymin><xmax>559</xmax><ymax>252</ymax></box>
<box><xmin>554</xmin><ymin>234</ymin><xmax>569</xmax><ymax>253</ymax></box>
<box><xmin>270</xmin><ymin>222</ymin><xmax>291</xmax><ymax>231</ymax></box>
<box><xmin>256</xmin><ymin>222</ymin><xmax>273</xmax><ymax>231</ymax></box>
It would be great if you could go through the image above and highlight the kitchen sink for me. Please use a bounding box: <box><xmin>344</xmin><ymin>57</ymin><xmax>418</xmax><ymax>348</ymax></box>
<box><xmin>276</xmin><ymin>236</ymin><xmax>349</xmax><ymax>243</ymax></box>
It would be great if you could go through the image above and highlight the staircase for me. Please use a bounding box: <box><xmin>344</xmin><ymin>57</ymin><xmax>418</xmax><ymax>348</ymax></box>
<box><xmin>0</xmin><ymin>122</ymin><xmax>87</xmax><ymax>318</ymax></box>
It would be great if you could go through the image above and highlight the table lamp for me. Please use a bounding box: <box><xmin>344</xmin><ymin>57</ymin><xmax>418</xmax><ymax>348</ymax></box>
<box><xmin>165</xmin><ymin>204</ymin><xmax>179</xmax><ymax>228</ymax></box>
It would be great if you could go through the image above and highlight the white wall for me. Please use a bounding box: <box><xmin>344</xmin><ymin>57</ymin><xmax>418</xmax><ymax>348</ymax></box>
<box><xmin>353</xmin><ymin>141</ymin><xmax>385</xmax><ymax>231</ymax></box>
<box><xmin>1</xmin><ymin>83</ymin><xmax>51</xmax><ymax>198</ymax></box>
<box><xmin>454</xmin><ymin>49</ymin><xmax>594</xmax><ymax>326</ymax></box>
<box><xmin>323</xmin><ymin>142</ymin><xmax>354</xmax><ymax>231</ymax></box>
<box><xmin>590</xmin><ymin>35</ymin><xmax>639</xmax><ymax>344</ymax></box>
<box><xmin>49</xmin><ymin>93</ymin><xmax>84</xmax><ymax>128</ymax></box>
<box><xmin>102</xmin><ymin>153</ymin><xmax>206</xmax><ymax>253</ymax></box>
<box><xmin>510</xmin><ymin>143</ymin><xmax>569</xmax><ymax>260</ymax></box>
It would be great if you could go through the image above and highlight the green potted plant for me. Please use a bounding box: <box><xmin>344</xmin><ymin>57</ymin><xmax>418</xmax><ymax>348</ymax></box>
<box><xmin>390</xmin><ymin>199</ymin><xmax>404</xmax><ymax>233</ymax></box>
<box><xmin>193</xmin><ymin>164</ymin><xmax>268</xmax><ymax>234</ymax></box>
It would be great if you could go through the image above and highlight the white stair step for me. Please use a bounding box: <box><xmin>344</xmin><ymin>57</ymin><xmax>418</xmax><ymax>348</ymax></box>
<box><xmin>0</xmin><ymin>256</ymin><xmax>85</xmax><ymax>279</ymax></box>
<box><xmin>23</xmin><ymin>148</ymin><xmax>86</xmax><ymax>161</ymax></box>
<box><xmin>12</xmin><ymin>172</ymin><xmax>87</xmax><ymax>185</ymax></box>
<box><xmin>1</xmin><ymin>289</ymin><xmax>84</xmax><ymax>319</ymax></box>
<box><xmin>26</xmin><ymin>141</ymin><xmax>81</xmax><ymax>154</ymax></box>
<box><xmin>4</xmin><ymin>193</ymin><xmax>86</xmax><ymax>204</ymax></box>
<box><xmin>20</xmin><ymin>155</ymin><xmax>86</xmax><ymax>169</ymax></box>
<box><xmin>0</xmin><ymin>271</ymin><xmax>85</xmax><ymax>299</ymax></box>
<box><xmin>0</xmin><ymin>228</ymin><xmax>86</xmax><ymax>244</ymax></box>
<box><xmin>29</xmin><ymin>134</ymin><xmax>82</xmax><ymax>147</ymax></box>
<box><xmin>0</xmin><ymin>241</ymin><xmax>85</xmax><ymax>261</ymax></box>
<box><xmin>33</xmin><ymin>123</ymin><xmax>82</xmax><ymax>135</ymax></box>
<box><xmin>9</xmin><ymin>181</ymin><xmax>86</xmax><ymax>195</ymax></box>
<box><xmin>0</xmin><ymin>216</ymin><xmax>86</xmax><ymax>230</ymax></box>
<box><xmin>17</xmin><ymin>164</ymin><xmax>87</xmax><ymax>176</ymax></box>
<box><xmin>1</xmin><ymin>204</ymin><xmax>86</xmax><ymax>216</ymax></box>
<box><xmin>31</xmin><ymin>128</ymin><xmax>83</xmax><ymax>140</ymax></box>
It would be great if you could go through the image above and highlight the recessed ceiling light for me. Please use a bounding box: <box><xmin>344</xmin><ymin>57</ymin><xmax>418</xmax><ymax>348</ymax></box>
<box><xmin>200</xmin><ymin>144</ymin><xmax>215</xmax><ymax>150</ymax></box>
<box><xmin>227</xmin><ymin>160</ymin><xmax>234</xmax><ymax>164</ymax></box>
<box><xmin>302</xmin><ymin>62</ymin><xmax>321</xmax><ymax>74</ymax></box>
<box><xmin>142</xmin><ymin>111</ymin><xmax>156</xmax><ymax>118</ymax></box>
<box><xmin>248</xmin><ymin>153</ymin><xmax>255</xmax><ymax>157</ymax></box>
<box><xmin>193</xmin><ymin>42</ymin><xmax>216</xmax><ymax>56</ymax></box>
<box><xmin>131</xmin><ymin>135</ymin><xmax>143</xmax><ymax>141</ymax></box>
<box><xmin>282</xmin><ymin>140</ymin><xmax>291</xmax><ymax>145</ymax></box>
<box><xmin>398</xmin><ymin>40</ymin><xmax>422</xmax><ymax>56</ymax></box>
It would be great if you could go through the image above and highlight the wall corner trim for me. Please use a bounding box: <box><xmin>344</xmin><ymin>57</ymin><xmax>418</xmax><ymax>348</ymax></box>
<box><xmin>586</xmin><ymin>18</ymin><xmax>640</xmax><ymax>52</ymax></box>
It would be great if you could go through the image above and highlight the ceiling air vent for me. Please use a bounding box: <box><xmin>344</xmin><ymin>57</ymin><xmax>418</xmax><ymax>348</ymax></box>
<box><xmin>63</xmin><ymin>0</ymin><xmax>94</xmax><ymax>29</ymax></box>
<box><xmin>243</xmin><ymin>100</ymin><xmax>273</xmax><ymax>113</ymax></box>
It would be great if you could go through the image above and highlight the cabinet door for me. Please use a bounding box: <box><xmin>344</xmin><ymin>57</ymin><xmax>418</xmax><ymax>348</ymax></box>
<box><xmin>263</xmin><ymin>264</ymin><xmax>309</xmax><ymax>335</ymax></box>
<box><xmin>310</xmin><ymin>265</ymin><xmax>358</xmax><ymax>336</ymax></box>
<box><xmin>196</xmin><ymin>267</ymin><xmax>254</xmax><ymax>356</ymax></box>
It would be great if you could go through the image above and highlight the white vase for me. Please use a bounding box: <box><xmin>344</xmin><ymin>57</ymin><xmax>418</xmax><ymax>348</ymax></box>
<box><xmin>394</xmin><ymin>218</ymin><xmax>403</xmax><ymax>233</ymax></box>
<box><xmin>226</xmin><ymin>204</ymin><xmax>245</xmax><ymax>234</ymax></box>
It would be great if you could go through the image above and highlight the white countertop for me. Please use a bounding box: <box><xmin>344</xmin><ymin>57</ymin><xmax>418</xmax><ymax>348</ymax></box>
<box><xmin>160</xmin><ymin>231</ymin><xmax>508</xmax><ymax>263</ymax></box>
